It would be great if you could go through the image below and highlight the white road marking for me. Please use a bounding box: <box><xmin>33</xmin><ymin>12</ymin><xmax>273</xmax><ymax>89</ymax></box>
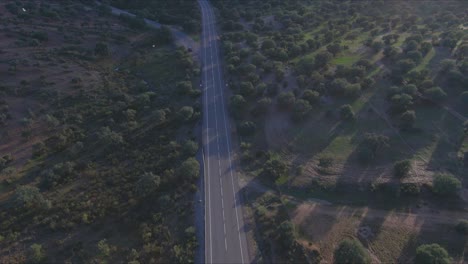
<box><xmin>200</xmin><ymin>4</ymin><xmax>213</xmax><ymax>263</ymax></box>
<box><xmin>202</xmin><ymin>0</ymin><xmax>229</xmax><ymax>257</ymax></box>
<box><xmin>204</xmin><ymin>1</ymin><xmax>246</xmax><ymax>263</ymax></box>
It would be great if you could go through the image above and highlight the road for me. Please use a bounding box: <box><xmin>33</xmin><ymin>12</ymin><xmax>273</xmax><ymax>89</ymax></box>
<box><xmin>199</xmin><ymin>0</ymin><xmax>250</xmax><ymax>263</ymax></box>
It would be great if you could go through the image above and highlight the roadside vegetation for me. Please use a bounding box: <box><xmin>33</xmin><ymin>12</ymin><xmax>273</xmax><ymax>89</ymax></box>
<box><xmin>0</xmin><ymin>1</ymin><xmax>200</xmax><ymax>263</ymax></box>
<box><xmin>214</xmin><ymin>0</ymin><xmax>468</xmax><ymax>262</ymax></box>
<box><xmin>107</xmin><ymin>0</ymin><xmax>201</xmax><ymax>34</ymax></box>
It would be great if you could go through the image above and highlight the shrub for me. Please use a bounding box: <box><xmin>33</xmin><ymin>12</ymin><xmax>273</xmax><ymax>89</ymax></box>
<box><xmin>334</xmin><ymin>239</ymin><xmax>370</xmax><ymax>264</ymax></box>
<box><xmin>135</xmin><ymin>172</ymin><xmax>160</xmax><ymax>198</ymax></box>
<box><xmin>359</xmin><ymin>133</ymin><xmax>390</xmax><ymax>163</ymax></box>
<box><xmin>432</xmin><ymin>173</ymin><xmax>461</xmax><ymax>196</ymax></box>
<box><xmin>318</xmin><ymin>156</ymin><xmax>333</xmax><ymax>168</ymax></box>
<box><xmin>31</xmin><ymin>31</ymin><xmax>48</xmax><ymax>42</ymax></box>
<box><xmin>240</xmin><ymin>81</ymin><xmax>255</xmax><ymax>97</ymax></box>
<box><xmin>393</xmin><ymin>160</ymin><xmax>412</xmax><ymax>178</ymax></box>
<box><xmin>13</xmin><ymin>186</ymin><xmax>46</xmax><ymax>209</ymax></box>
<box><xmin>292</xmin><ymin>99</ymin><xmax>312</xmax><ymax>121</ymax></box>
<box><xmin>302</xmin><ymin>90</ymin><xmax>320</xmax><ymax>104</ymax></box>
<box><xmin>238</xmin><ymin>121</ymin><xmax>256</xmax><ymax>136</ymax></box>
<box><xmin>400</xmin><ymin>183</ymin><xmax>420</xmax><ymax>195</ymax></box>
<box><xmin>183</xmin><ymin>140</ymin><xmax>198</xmax><ymax>156</ymax></box>
<box><xmin>97</xmin><ymin>127</ymin><xmax>124</xmax><ymax>146</ymax></box>
<box><xmin>177</xmin><ymin>106</ymin><xmax>194</xmax><ymax>122</ymax></box>
<box><xmin>98</xmin><ymin>239</ymin><xmax>111</xmax><ymax>257</ymax></box>
<box><xmin>253</xmin><ymin>98</ymin><xmax>271</xmax><ymax>116</ymax></box>
<box><xmin>42</xmin><ymin>162</ymin><xmax>76</xmax><ymax>188</ymax></box>
<box><xmin>178</xmin><ymin>158</ymin><xmax>200</xmax><ymax>180</ymax></box>
<box><xmin>229</xmin><ymin>94</ymin><xmax>246</xmax><ymax>118</ymax></box>
<box><xmin>94</xmin><ymin>42</ymin><xmax>109</xmax><ymax>57</ymax></box>
<box><xmin>263</xmin><ymin>158</ymin><xmax>287</xmax><ymax>180</ymax></box>
<box><xmin>424</xmin><ymin>87</ymin><xmax>447</xmax><ymax>102</ymax></box>
<box><xmin>176</xmin><ymin>81</ymin><xmax>192</xmax><ymax>94</ymax></box>
<box><xmin>455</xmin><ymin>220</ymin><xmax>468</xmax><ymax>235</ymax></box>
<box><xmin>277</xmin><ymin>92</ymin><xmax>295</xmax><ymax>109</ymax></box>
<box><xmin>415</xmin><ymin>244</ymin><xmax>451</xmax><ymax>264</ymax></box>
<box><xmin>391</xmin><ymin>93</ymin><xmax>413</xmax><ymax>112</ymax></box>
<box><xmin>29</xmin><ymin>243</ymin><xmax>45</xmax><ymax>263</ymax></box>
<box><xmin>339</xmin><ymin>104</ymin><xmax>355</xmax><ymax>121</ymax></box>
<box><xmin>399</xmin><ymin>110</ymin><xmax>416</xmax><ymax>130</ymax></box>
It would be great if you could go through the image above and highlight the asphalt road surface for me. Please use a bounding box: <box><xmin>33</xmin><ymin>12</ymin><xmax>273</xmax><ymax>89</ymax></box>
<box><xmin>199</xmin><ymin>0</ymin><xmax>250</xmax><ymax>263</ymax></box>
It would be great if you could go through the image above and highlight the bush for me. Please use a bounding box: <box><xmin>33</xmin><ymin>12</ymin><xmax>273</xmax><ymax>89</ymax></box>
<box><xmin>432</xmin><ymin>173</ymin><xmax>461</xmax><ymax>196</ymax></box>
<box><xmin>135</xmin><ymin>172</ymin><xmax>160</xmax><ymax>198</ymax></box>
<box><xmin>400</xmin><ymin>183</ymin><xmax>420</xmax><ymax>195</ymax></box>
<box><xmin>178</xmin><ymin>158</ymin><xmax>200</xmax><ymax>180</ymax></box>
<box><xmin>424</xmin><ymin>87</ymin><xmax>447</xmax><ymax>102</ymax></box>
<box><xmin>238</xmin><ymin>121</ymin><xmax>256</xmax><ymax>136</ymax></box>
<box><xmin>13</xmin><ymin>186</ymin><xmax>47</xmax><ymax>209</ymax></box>
<box><xmin>176</xmin><ymin>81</ymin><xmax>192</xmax><ymax>94</ymax></box>
<box><xmin>263</xmin><ymin>158</ymin><xmax>287</xmax><ymax>180</ymax></box>
<box><xmin>229</xmin><ymin>95</ymin><xmax>246</xmax><ymax>118</ymax></box>
<box><xmin>253</xmin><ymin>98</ymin><xmax>271</xmax><ymax>116</ymax></box>
<box><xmin>339</xmin><ymin>104</ymin><xmax>355</xmax><ymax>121</ymax></box>
<box><xmin>334</xmin><ymin>239</ymin><xmax>370</xmax><ymax>264</ymax></box>
<box><xmin>183</xmin><ymin>140</ymin><xmax>198</xmax><ymax>156</ymax></box>
<box><xmin>31</xmin><ymin>31</ymin><xmax>48</xmax><ymax>42</ymax></box>
<box><xmin>29</xmin><ymin>243</ymin><xmax>45</xmax><ymax>263</ymax></box>
<box><xmin>240</xmin><ymin>82</ymin><xmax>255</xmax><ymax>97</ymax></box>
<box><xmin>455</xmin><ymin>220</ymin><xmax>468</xmax><ymax>235</ymax></box>
<box><xmin>95</xmin><ymin>42</ymin><xmax>109</xmax><ymax>57</ymax></box>
<box><xmin>292</xmin><ymin>99</ymin><xmax>312</xmax><ymax>121</ymax></box>
<box><xmin>302</xmin><ymin>90</ymin><xmax>320</xmax><ymax>104</ymax></box>
<box><xmin>393</xmin><ymin>160</ymin><xmax>412</xmax><ymax>178</ymax></box>
<box><xmin>415</xmin><ymin>244</ymin><xmax>451</xmax><ymax>264</ymax></box>
<box><xmin>277</xmin><ymin>92</ymin><xmax>295</xmax><ymax>109</ymax></box>
<box><xmin>359</xmin><ymin>133</ymin><xmax>390</xmax><ymax>163</ymax></box>
<box><xmin>399</xmin><ymin>110</ymin><xmax>416</xmax><ymax>130</ymax></box>
<box><xmin>318</xmin><ymin>156</ymin><xmax>333</xmax><ymax>168</ymax></box>
<box><xmin>391</xmin><ymin>93</ymin><xmax>413</xmax><ymax>112</ymax></box>
<box><xmin>177</xmin><ymin>106</ymin><xmax>194</xmax><ymax>122</ymax></box>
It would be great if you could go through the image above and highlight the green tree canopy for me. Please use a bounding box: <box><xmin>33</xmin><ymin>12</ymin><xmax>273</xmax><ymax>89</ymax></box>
<box><xmin>432</xmin><ymin>173</ymin><xmax>461</xmax><ymax>196</ymax></box>
<box><xmin>334</xmin><ymin>239</ymin><xmax>370</xmax><ymax>264</ymax></box>
<box><xmin>178</xmin><ymin>158</ymin><xmax>200</xmax><ymax>180</ymax></box>
<box><xmin>339</xmin><ymin>104</ymin><xmax>355</xmax><ymax>120</ymax></box>
<box><xmin>394</xmin><ymin>160</ymin><xmax>412</xmax><ymax>178</ymax></box>
<box><xmin>135</xmin><ymin>172</ymin><xmax>161</xmax><ymax>198</ymax></box>
<box><xmin>415</xmin><ymin>244</ymin><xmax>451</xmax><ymax>264</ymax></box>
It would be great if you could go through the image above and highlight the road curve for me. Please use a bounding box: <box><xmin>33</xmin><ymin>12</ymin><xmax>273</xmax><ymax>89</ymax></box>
<box><xmin>199</xmin><ymin>0</ymin><xmax>250</xmax><ymax>263</ymax></box>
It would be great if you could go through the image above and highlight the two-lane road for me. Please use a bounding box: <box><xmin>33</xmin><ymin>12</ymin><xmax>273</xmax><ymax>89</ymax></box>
<box><xmin>199</xmin><ymin>0</ymin><xmax>249</xmax><ymax>263</ymax></box>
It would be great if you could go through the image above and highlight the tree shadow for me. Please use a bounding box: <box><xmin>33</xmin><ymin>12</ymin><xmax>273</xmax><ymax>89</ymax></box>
<box><xmin>397</xmin><ymin>211</ymin><xmax>467</xmax><ymax>263</ymax></box>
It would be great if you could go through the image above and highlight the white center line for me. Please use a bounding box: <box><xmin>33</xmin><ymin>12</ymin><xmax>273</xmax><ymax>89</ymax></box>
<box><xmin>203</xmin><ymin>0</ymin><xmax>228</xmax><ymax>256</ymax></box>
<box><xmin>204</xmin><ymin>1</ymin><xmax>246</xmax><ymax>263</ymax></box>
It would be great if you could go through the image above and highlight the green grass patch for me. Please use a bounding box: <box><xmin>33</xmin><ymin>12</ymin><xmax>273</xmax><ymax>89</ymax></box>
<box><xmin>331</xmin><ymin>54</ymin><xmax>360</xmax><ymax>66</ymax></box>
<box><xmin>320</xmin><ymin>134</ymin><xmax>356</xmax><ymax>162</ymax></box>
<box><xmin>393</xmin><ymin>32</ymin><xmax>411</xmax><ymax>48</ymax></box>
<box><xmin>275</xmin><ymin>174</ymin><xmax>289</xmax><ymax>185</ymax></box>
<box><xmin>342</xmin><ymin>31</ymin><xmax>369</xmax><ymax>51</ymax></box>
<box><xmin>414</xmin><ymin>48</ymin><xmax>435</xmax><ymax>71</ymax></box>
